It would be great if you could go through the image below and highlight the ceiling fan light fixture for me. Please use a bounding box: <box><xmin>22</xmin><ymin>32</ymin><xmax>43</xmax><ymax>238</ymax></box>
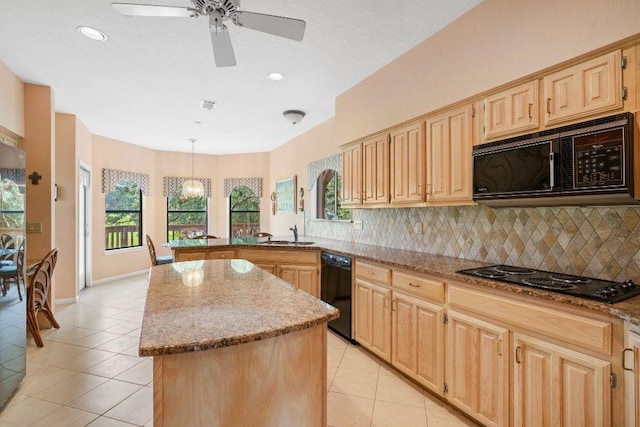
<box><xmin>77</xmin><ymin>26</ymin><xmax>107</xmax><ymax>41</ymax></box>
<box><xmin>283</xmin><ymin>110</ymin><xmax>305</xmax><ymax>125</ymax></box>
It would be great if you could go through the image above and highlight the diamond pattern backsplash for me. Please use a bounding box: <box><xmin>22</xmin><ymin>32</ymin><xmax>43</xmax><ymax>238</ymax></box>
<box><xmin>306</xmin><ymin>205</ymin><xmax>640</xmax><ymax>282</ymax></box>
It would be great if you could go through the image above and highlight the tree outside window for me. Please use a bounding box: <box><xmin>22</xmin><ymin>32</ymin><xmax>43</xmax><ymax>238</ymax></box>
<box><xmin>105</xmin><ymin>181</ymin><xmax>142</xmax><ymax>250</ymax></box>
<box><xmin>229</xmin><ymin>186</ymin><xmax>260</xmax><ymax>238</ymax></box>
<box><xmin>317</xmin><ymin>169</ymin><xmax>350</xmax><ymax>220</ymax></box>
<box><xmin>0</xmin><ymin>178</ymin><xmax>25</xmax><ymax>229</ymax></box>
<box><xmin>167</xmin><ymin>190</ymin><xmax>207</xmax><ymax>240</ymax></box>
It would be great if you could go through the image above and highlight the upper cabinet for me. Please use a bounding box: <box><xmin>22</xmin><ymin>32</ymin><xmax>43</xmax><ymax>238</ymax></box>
<box><xmin>482</xmin><ymin>81</ymin><xmax>539</xmax><ymax>141</ymax></box>
<box><xmin>363</xmin><ymin>133</ymin><xmax>390</xmax><ymax>205</ymax></box>
<box><xmin>543</xmin><ymin>50</ymin><xmax>623</xmax><ymax>126</ymax></box>
<box><xmin>341</xmin><ymin>142</ymin><xmax>362</xmax><ymax>206</ymax></box>
<box><xmin>426</xmin><ymin>103</ymin><xmax>477</xmax><ymax>205</ymax></box>
<box><xmin>390</xmin><ymin>120</ymin><xmax>426</xmax><ymax>204</ymax></box>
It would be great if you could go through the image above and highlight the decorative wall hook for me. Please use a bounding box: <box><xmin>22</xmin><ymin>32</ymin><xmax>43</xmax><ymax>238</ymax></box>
<box><xmin>28</xmin><ymin>171</ymin><xmax>42</xmax><ymax>185</ymax></box>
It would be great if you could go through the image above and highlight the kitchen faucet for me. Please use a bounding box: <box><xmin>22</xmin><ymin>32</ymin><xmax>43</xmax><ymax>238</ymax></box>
<box><xmin>290</xmin><ymin>225</ymin><xmax>298</xmax><ymax>242</ymax></box>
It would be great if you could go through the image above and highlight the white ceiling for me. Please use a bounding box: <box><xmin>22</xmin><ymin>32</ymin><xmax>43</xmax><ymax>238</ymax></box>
<box><xmin>0</xmin><ymin>0</ymin><xmax>481</xmax><ymax>154</ymax></box>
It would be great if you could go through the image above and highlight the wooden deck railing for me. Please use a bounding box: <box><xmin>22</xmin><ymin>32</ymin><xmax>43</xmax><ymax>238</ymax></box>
<box><xmin>105</xmin><ymin>225</ymin><xmax>140</xmax><ymax>250</ymax></box>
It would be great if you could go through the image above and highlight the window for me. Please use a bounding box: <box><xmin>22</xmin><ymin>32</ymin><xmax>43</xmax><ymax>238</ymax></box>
<box><xmin>0</xmin><ymin>177</ymin><xmax>25</xmax><ymax>229</ymax></box>
<box><xmin>105</xmin><ymin>181</ymin><xmax>142</xmax><ymax>250</ymax></box>
<box><xmin>167</xmin><ymin>190</ymin><xmax>207</xmax><ymax>240</ymax></box>
<box><xmin>229</xmin><ymin>186</ymin><xmax>260</xmax><ymax>238</ymax></box>
<box><xmin>317</xmin><ymin>169</ymin><xmax>351</xmax><ymax>220</ymax></box>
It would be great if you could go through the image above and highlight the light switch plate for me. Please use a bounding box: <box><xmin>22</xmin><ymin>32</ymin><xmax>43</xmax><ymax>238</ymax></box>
<box><xmin>26</xmin><ymin>222</ymin><xmax>42</xmax><ymax>234</ymax></box>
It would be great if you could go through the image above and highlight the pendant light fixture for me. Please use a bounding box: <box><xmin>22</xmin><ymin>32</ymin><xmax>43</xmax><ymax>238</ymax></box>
<box><xmin>182</xmin><ymin>138</ymin><xmax>204</xmax><ymax>199</ymax></box>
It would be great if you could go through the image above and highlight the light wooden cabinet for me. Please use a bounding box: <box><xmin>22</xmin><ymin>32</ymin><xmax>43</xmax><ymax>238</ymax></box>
<box><xmin>341</xmin><ymin>143</ymin><xmax>362</xmax><ymax>206</ymax></box>
<box><xmin>624</xmin><ymin>328</ymin><xmax>640</xmax><ymax>427</ymax></box>
<box><xmin>174</xmin><ymin>250</ymin><xmax>207</xmax><ymax>262</ymax></box>
<box><xmin>483</xmin><ymin>80</ymin><xmax>539</xmax><ymax>140</ymax></box>
<box><xmin>362</xmin><ymin>133</ymin><xmax>390</xmax><ymax>205</ymax></box>
<box><xmin>391</xmin><ymin>290</ymin><xmax>444</xmax><ymax>396</ymax></box>
<box><xmin>543</xmin><ymin>50</ymin><xmax>623</xmax><ymax>126</ymax></box>
<box><xmin>278</xmin><ymin>264</ymin><xmax>319</xmax><ymax>297</ymax></box>
<box><xmin>390</xmin><ymin>120</ymin><xmax>426</xmax><ymax>204</ymax></box>
<box><xmin>426</xmin><ymin>103</ymin><xmax>475</xmax><ymax>205</ymax></box>
<box><xmin>446</xmin><ymin>310</ymin><xmax>509</xmax><ymax>427</ymax></box>
<box><xmin>207</xmin><ymin>249</ymin><xmax>235</xmax><ymax>260</ymax></box>
<box><xmin>514</xmin><ymin>333</ymin><xmax>612</xmax><ymax>427</ymax></box>
<box><xmin>354</xmin><ymin>260</ymin><xmax>392</xmax><ymax>362</ymax></box>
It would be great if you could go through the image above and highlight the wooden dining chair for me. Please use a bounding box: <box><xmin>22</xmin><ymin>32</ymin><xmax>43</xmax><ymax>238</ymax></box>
<box><xmin>146</xmin><ymin>234</ymin><xmax>173</xmax><ymax>266</ymax></box>
<box><xmin>27</xmin><ymin>248</ymin><xmax>60</xmax><ymax>347</ymax></box>
<box><xmin>252</xmin><ymin>232</ymin><xmax>273</xmax><ymax>238</ymax></box>
<box><xmin>192</xmin><ymin>235</ymin><xmax>218</xmax><ymax>239</ymax></box>
<box><xmin>0</xmin><ymin>240</ymin><xmax>24</xmax><ymax>300</ymax></box>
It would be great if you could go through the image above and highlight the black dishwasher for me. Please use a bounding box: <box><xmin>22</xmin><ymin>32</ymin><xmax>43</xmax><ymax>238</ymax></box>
<box><xmin>320</xmin><ymin>251</ymin><xmax>354</xmax><ymax>342</ymax></box>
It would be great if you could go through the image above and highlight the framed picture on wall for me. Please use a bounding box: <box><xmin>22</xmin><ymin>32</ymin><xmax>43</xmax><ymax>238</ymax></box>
<box><xmin>275</xmin><ymin>175</ymin><xmax>296</xmax><ymax>214</ymax></box>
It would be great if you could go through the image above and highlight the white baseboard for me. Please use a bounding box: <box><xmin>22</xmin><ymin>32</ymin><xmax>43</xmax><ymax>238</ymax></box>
<box><xmin>91</xmin><ymin>269</ymin><xmax>149</xmax><ymax>286</ymax></box>
<box><xmin>55</xmin><ymin>296</ymin><xmax>79</xmax><ymax>305</ymax></box>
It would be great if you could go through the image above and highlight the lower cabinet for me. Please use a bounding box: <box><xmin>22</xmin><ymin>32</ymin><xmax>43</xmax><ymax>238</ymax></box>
<box><xmin>354</xmin><ymin>278</ymin><xmax>391</xmax><ymax>362</ymax></box>
<box><xmin>391</xmin><ymin>290</ymin><xmax>444</xmax><ymax>396</ymax></box>
<box><xmin>513</xmin><ymin>333</ymin><xmax>612</xmax><ymax>427</ymax></box>
<box><xmin>446</xmin><ymin>310</ymin><xmax>509</xmax><ymax>427</ymax></box>
<box><xmin>625</xmin><ymin>327</ymin><xmax>640</xmax><ymax>426</ymax></box>
<box><xmin>278</xmin><ymin>264</ymin><xmax>319</xmax><ymax>297</ymax></box>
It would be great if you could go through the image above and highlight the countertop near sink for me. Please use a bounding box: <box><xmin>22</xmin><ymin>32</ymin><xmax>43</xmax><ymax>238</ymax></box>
<box><xmin>164</xmin><ymin>236</ymin><xmax>640</xmax><ymax>326</ymax></box>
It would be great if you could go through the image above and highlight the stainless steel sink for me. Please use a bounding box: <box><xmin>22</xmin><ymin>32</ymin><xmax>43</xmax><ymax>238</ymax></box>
<box><xmin>257</xmin><ymin>240</ymin><xmax>315</xmax><ymax>245</ymax></box>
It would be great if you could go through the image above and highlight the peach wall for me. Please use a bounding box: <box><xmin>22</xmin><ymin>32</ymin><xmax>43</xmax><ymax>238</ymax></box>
<box><xmin>91</xmin><ymin>135</ymin><xmax>157</xmax><ymax>280</ymax></box>
<box><xmin>335</xmin><ymin>0</ymin><xmax>640</xmax><ymax>144</ymax></box>
<box><xmin>54</xmin><ymin>113</ymin><xmax>79</xmax><ymax>300</ymax></box>
<box><xmin>269</xmin><ymin>118</ymin><xmax>337</xmax><ymax>236</ymax></box>
<box><xmin>23</xmin><ymin>84</ymin><xmax>54</xmax><ymax>262</ymax></box>
<box><xmin>0</xmin><ymin>61</ymin><xmax>24</xmax><ymax>137</ymax></box>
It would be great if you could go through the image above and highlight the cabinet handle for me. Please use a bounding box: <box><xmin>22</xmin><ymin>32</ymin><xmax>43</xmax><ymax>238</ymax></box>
<box><xmin>623</xmin><ymin>348</ymin><xmax>634</xmax><ymax>372</ymax></box>
<box><xmin>546</xmin><ymin>98</ymin><xmax>551</xmax><ymax>115</ymax></box>
<box><xmin>528</xmin><ymin>103</ymin><xmax>533</xmax><ymax>119</ymax></box>
<box><xmin>515</xmin><ymin>346</ymin><xmax>522</xmax><ymax>364</ymax></box>
<box><xmin>497</xmin><ymin>339</ymin><xmax>503</xmax><ymax>356</ymax></box>
<box><xmin>391</xmin><ymin>299</ymin><xmax>396</xmax><ymax>311</ymax></box>
<box><xmin>409</xmin><ymin>282</ymin><xmax>420</xmax><ymax>288</ymax></box>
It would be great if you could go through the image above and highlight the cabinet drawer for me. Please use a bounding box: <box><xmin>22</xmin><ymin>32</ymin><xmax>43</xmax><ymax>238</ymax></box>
<box><xmin>448</xmin><ymin>284</ymin><xmax>612</xmax><ymax>355</ymax></box>
<box><xmin>207</xmin><ymin>250</ymin><xmax>236</xmax><ymax>260</ymax></box>
<box><xmin>236</xmin><ymin>248</ymin><xmax>318</xmax><ymax>265</ymax></box>
<box><xmin>393</xmin><ymin>270</ymin><xmax>445</xmax><ymax>303</ymax></box>
<box><xmin>355</xmin><ymin>261</ymin><xmax>391</xmax><ymax>285</ymax></box>
<box><xmin>175</xmin><ymin>251</ymin><xmax>206</xmax><ymax>261</ymax></box>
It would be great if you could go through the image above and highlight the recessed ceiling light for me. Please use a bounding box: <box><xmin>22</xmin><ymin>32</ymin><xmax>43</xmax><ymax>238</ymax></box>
<box><xmin>267</xmin><ymin>72</ymin><xmax>285</xmax><ymax>81</ymax></box>
<box><xmin>77</xmin><ymin>26</ymin><xmax>107</xmax><ymax>41</ymax></box>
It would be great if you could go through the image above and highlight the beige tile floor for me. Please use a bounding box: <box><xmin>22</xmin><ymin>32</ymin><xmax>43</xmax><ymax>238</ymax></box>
<box><xmin>0</xmin><ymin>273</ymin><xmax>478</xmax><ymax>427</ymax></box>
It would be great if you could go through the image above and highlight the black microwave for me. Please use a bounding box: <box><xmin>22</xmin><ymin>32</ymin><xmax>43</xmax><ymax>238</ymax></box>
<box><xmin>473</xmin><ymin>112</ymin><xmax>635</xmax><ymax>207</ymax></box>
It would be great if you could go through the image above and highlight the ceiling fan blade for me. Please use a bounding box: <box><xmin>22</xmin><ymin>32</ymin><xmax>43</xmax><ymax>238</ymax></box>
<box><xmin>210</xmin><ymin>23</ymin><xmax>236</xmax><ymax>67</ymax></box>
<box><xmin>111</xmin><ymin>3</ymin><xmax>195</xmax><ymax>17</ymax></box>
<box><xmin>232</xmin><ymin>11</ymin><xmax>305</xmax><ymax>41</ymax></box>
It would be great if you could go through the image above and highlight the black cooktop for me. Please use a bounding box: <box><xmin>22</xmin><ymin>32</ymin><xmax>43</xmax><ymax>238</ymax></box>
<box><xmin>457</xmin><ymin>264</ymin><xmax>640</xmax><ymax>304</ymax></box>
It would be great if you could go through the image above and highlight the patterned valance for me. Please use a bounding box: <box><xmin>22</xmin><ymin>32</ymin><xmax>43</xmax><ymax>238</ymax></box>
<box><xmin>223</xmin><ymin>177</ymin><xmax>262</xmax><ymax>198</ymax></box>
<box><xmin>163</xmin><ymin>176</ymin><xmax>212</xmax><ymax>198</ymax></box>
<box><xmin>307</xmin><ymin>154</ymin><xmax>342</xmax><ymax>190</ymax></box>
<box><xmin>102</xmin><ymin>168</ymin><xmax>150</xmax><ymax>196</ymax></box>
<box><xmin>0</xmin><ymin>168</ymin><xmax>25</xmax><ymax>185</ymax></box>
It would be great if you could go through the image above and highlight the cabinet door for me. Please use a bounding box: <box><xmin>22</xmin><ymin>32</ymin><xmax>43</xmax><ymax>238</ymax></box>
<box><xmin>341</xmin><ymin>144</ymin><xmax>362</xmax><ymax>205</ymax></box>
<box><xmin>543</xmin><ymin>50</ymin><xmax>622</xmax><ymax>126</ymax></box>
<box><xmin>392</xmin><ymin>291</ymin><xmax>444</xmax><ymax>395</ymax></box>
<box><xmin>514</xmin><ymin>333</ymin><xmax>612</xmax><ymax>427</ymax></box>
<box><xmin>363</xmin><ymin>134</ymin><xmax>390</xmax><ymax>205</ymax></box>
<box><xmin>354</xmin><ymin>279</ymin><xmax>391</xmax><ymax>362</ymax></box>
<box><xmin>207</xmin><ymin>250</ymin><xmax>235</xmax><ymax>260</ymax></box>
<box><xmin>390</xmin><ymin>121</ymin><xmax>425</xmax><ymax>204</ymax></box>
<box><xmin>426</xmin><ymin>104</ymin><xmax>474</xmax><ymax>204</ymax></box>
<box><xmin>446</xmin><ymin>310</ymin><xmax>508</xmax><ymax>427</ymax></box>
<box><xmin>278</xmin><ymin>265</ymin><xmax>319</xmax><ymax>297</ymax></box>
<box><xmin>483</xmin><ymin>80</ymin><xmax>539</xmax><ymax>140</ymax></box>
<box><xmin>255</xmin><ymin>263</ymin><xmax>277</xmax><ymax>275</ymax></box>
<box><xmin>625</xmin><ymin>330</ymin><xmax>640</xmax><ymax>427</ymax></box>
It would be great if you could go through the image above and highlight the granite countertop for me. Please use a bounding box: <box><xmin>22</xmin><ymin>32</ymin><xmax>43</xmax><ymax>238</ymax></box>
<box><xmin>139</xmin><ymin>259</ymin><xmax>339</xmax><ymax>357</ymax></box>
<box><xmin>165</xmin><ymin>236</ymin><xmax>640</xmax><ymax>326</ymax></box>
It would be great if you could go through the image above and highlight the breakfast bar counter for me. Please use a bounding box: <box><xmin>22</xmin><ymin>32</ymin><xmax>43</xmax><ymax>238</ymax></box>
<box><xmin>140</xmin><ymin>259</ymin><xmax>339</xmax><ymax>426</ymax></box>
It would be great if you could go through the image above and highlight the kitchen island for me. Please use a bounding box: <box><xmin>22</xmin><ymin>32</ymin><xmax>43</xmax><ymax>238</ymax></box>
<box><xmin>140</xmin><ymin>259</ymin><xmax>339</xmax><ymax>427</ymax></box>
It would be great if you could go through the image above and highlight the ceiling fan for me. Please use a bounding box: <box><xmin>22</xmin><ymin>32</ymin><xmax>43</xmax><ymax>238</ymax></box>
<box><xmin>111</xmin><ymin>0</ymin><xmax>306</xmax><ymax>67</ymax></box>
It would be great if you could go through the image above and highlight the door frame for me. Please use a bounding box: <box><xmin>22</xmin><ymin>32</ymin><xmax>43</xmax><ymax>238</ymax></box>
<box><xmin>78</xmin><ymin>161</ymin><xmax>92</xmax><ymax>289</ymax></box>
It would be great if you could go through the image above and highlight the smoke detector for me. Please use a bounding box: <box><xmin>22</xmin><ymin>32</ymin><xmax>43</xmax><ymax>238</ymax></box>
<box><xmin>200</xmin><ymin>99</ymin><xmax>216</xmax><ymax>110</ymax></box>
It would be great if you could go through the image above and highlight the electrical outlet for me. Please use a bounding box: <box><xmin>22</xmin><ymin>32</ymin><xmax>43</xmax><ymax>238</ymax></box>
<box><xmin>413</xmin><ymin>222</ymin><xmax>424</xmax><ymax>235</ymax></box>
<box><xmin>353</xmin><ymin>220</ymin><xmax>363</xmax><ymax>230</ymax></box>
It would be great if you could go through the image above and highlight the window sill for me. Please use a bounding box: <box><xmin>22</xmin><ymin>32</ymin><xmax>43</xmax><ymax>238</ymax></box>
<box><xmin>104</xmin><ymin>246</ymin><xmax>145</xmax><ymax>255</ymax></box>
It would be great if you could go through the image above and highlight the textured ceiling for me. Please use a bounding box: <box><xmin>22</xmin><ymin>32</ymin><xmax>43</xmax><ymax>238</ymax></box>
<box><xmin>0</xmin><ymin>0</ymin><xmax>481</xmax><ymax>154</ymax></box>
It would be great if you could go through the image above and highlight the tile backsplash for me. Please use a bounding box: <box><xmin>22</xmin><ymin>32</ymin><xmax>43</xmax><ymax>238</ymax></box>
<box><xmin>306</xmin><ymin>205</ymin><xmax>640</xmax><ymax>282</ymax></box>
